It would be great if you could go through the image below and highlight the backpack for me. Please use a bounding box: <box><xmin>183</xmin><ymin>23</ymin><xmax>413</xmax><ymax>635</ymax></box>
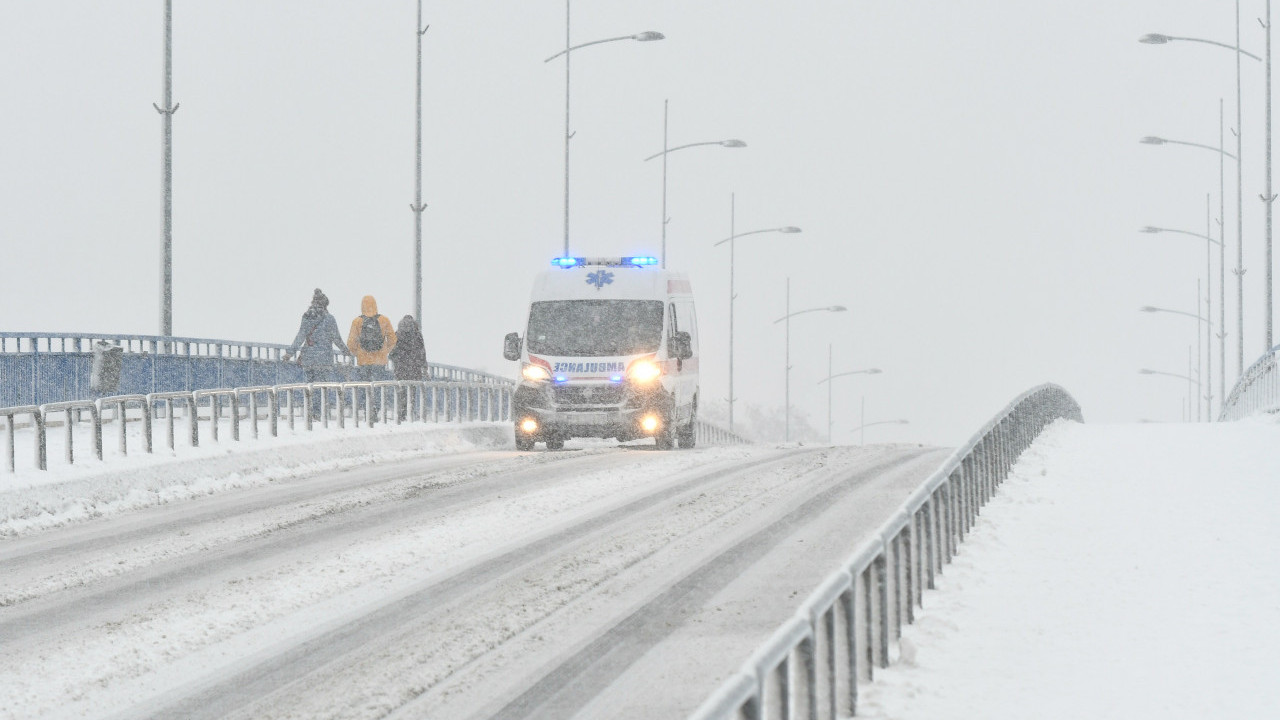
<box><xmin>358</xmin><ymin>315</ymin><xmax>384</xmax><ymax>352</ymax></box>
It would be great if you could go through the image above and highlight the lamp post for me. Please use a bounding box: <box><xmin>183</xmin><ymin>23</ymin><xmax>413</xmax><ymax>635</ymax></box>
<box><xmin>545</xmin><ymin>3</ymin><xmax>662</xmax><ymax>258</ymax></box>
<box><xmin>817</xmin><ymin>344</ymin><xmax>880</xmax><ymax>444</ymax></box>
<box><xmin>1141</xmin><ymin>9</ymin><xmax>1265</xmax><ymax>374</ymax></box>
<box><xmin>772</xmin><ymin>278</ymin><xmax>846</xmax><ymax>442</ymax></box>
<box><xmin>154</xmin><ymin>0</ymin><xmax>178</xmax><ymax>337</ymax></box>
<box><xmin>1140</xmin><ymin>197</ymin><xmax>1221</xmax><ymax>415</ymax></box>
<box><xmin>1140</xmin><ymin>301</ymin><xmax>1215</xmax><ymax>420</ymax></box>
<box><xmin>713</xmin><ymin>196</ymin><xmax>800</xmax><ymax>432</ymax></box>
<box><xmin>410</xmin><ymin>1</ymin><xmax>429</xmax><ymax>323</ymax></box>
<box><xmin>1146</xmin><ymin>132</ymin><xmax>1233</xmax><ymax>399</ymax></box>
<box><xmin>643</xmin><ymin>101</ymin><xmax>744</xmax><ymax>269</ymax></box>
<box><xmin>850</xmin><ymin>418</ymin><xmax>909</xmax><ymax>446</ymax></box>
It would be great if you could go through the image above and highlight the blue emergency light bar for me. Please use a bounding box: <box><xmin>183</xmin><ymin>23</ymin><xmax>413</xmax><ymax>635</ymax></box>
<box><xmin>550</xmin><ymin>256</ymin><xmax>659</xmax><ymax>268</ymax></box>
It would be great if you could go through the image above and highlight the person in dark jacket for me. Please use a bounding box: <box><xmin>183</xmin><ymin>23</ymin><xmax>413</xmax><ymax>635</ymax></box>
<box><xmin>284</xmin><ymin>289</ymin><xmax>351</xmax><ymax>419</ymax></box>
<box><xmin>388</xmin><ymin>315</ymin><xmax>428</xmax><ymax>420</ymax></box>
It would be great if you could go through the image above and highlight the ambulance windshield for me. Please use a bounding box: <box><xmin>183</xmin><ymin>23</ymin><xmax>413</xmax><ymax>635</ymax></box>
<box><xmin>527</xmin><ymin>300</ymin><xmax>664</xmax><ymax>357</ymax></box>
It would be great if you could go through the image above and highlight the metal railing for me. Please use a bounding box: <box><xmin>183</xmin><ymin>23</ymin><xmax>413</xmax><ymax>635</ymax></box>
<box><xmin>689</xmin><ymin>384</ymin><xmax>1083</xmax><ymax>720</ymax></box>
<box><xmin>0</xmin><ymin>331</ymin><xmax>511</xmax><ymax>408</ymax></box>
<box><xmin>1219</xmin><ymin>347</ymin><xmax>1280</xmax><ymax>420</ymax></box>
<box><xmin>1</xmin><ymin>378</ymin><xmax>517</xmax><ymax>473</ymax></box>
<box><xmin>694</xmin><ymin>420</ymin><xmax>751</xmax><ymax>446</ymax></box>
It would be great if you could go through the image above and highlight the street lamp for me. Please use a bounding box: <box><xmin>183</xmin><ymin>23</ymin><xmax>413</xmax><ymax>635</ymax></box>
<box><xmin>1141</xmin><ymin>4</ymin><xmax>1267</xmax><ymax>372</ymax></box>
<box><xmin>1140</xmin><ymin>129</ymin><xmax>1234</xmax><ymax>402</ymax></box>
<box><xmin>545</xmin><ymin>4</ymin><xmax>663</xmax><ymax>257</ymax></box>
<box><xmin>850</xmin><ymin>418</ymin><xmax>909</xmax><ymax>446</ymax></box>
<box><xmin>155</xmin><ymin>0</ymin><xmax>178</xmax><ymax>337</ymax></box>
<box><xmin>1140</xmin><ymin>196</ymin><xmax>1222</xmax><ymax>415</ymax></box>
<box><xmin>1140</xmin><ymin>301</ymin><xmax>1214</xmax><ymax>420</ymax></box>
<box><xmin>817</xmin><ymin>344</ymin><xmax>881</xmax><ymax>444</ymax></box>
<box><xmin>713</xmin><ymin>193</ymin><xmax>801</xmax><ymax>432</ymax></box>
<box><xmin>643</xmin><ymin>100</ymin><xmax>745</xmax><ymax>269</ymax></box>
<box><xmin>410</xmin><ymin>0</ymin><xmax>430</xmax><ymax>324</ymax></box>
<box><xmin>1138</xmin><ymin>367</ymin><xmax>1199</xmax><ymax>422</ymax></box>
<box><xmin>772</xmin><ymin>278</ymin><xmax>846</xmax><ymax>442</ymax></box>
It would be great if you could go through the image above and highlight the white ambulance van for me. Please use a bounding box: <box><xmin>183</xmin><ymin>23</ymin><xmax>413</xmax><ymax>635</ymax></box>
<box><xmin>503</xmin><ymin>256</ymin><xmax>700</xmax><ymax>451</ymax></box>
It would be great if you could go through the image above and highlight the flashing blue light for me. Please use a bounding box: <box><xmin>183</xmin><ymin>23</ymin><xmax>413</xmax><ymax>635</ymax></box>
<box><xmin>553</xmin><ymin>374</ymin><xmax>569</xmax><ymax>384</ymax></box>
<box><xmin>623</xmin><ymin>256</ymin><xmax>659</xmax><ymax>266</ymax></box>
<box><xmin>551</xmin><ymin>257</ymin><xmax>583</xmax><ymax>268</ymax></box>
<box><xmin>609</xmin><ymin>374</ymin><xmax>623</xmax><ymax>383</ymax></box>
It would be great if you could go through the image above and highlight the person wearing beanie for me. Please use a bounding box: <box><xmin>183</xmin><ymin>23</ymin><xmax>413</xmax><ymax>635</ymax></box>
<box><xmin>284</xmin><ymin>288</ymin><xmax>351</xmax><ymax>418</ymax></box>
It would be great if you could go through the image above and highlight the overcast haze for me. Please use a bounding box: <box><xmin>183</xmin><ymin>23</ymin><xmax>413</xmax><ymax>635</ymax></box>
<box><xmin>1</xmin><ymin>1</ymin><xmax>1272</xmax><ymax>445</ymax></box>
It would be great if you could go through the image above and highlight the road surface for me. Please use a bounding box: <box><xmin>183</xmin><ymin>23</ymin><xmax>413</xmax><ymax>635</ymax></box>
<box><xmin>0</xmin><ymin>440</ymin><xmax>949</xmax><ymax>719</ymax></box>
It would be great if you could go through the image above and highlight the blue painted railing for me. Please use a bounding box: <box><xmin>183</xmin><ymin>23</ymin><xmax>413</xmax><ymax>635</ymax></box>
<box><xmin>0</xmin><ymin>332</ymin><xmax>509</xmax><ymax>408</ymax></box>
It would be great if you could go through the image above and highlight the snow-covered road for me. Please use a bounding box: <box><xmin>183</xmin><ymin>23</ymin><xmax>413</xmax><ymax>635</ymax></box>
<box><xmin>0</xmin><ymin>439</ymin><xmax>948</xmax><ymax>719</ymax></box>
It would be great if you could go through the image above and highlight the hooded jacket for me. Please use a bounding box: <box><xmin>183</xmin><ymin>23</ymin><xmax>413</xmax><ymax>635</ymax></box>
<box><xmin>388</xmin><ymin>315</ymin><xmax>428</xmax><ymax>380</ymax></box>
<box><xmin>346</xmin><ymin>295</ymin><xmax>397</xmax><ymax>366</ymax></box>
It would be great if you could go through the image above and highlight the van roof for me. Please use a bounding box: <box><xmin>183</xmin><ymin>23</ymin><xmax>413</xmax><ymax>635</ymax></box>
<box><xmin>530</xmin><ymin>264</ymin><xmax>692</xmax><ymax>302</ymax></box>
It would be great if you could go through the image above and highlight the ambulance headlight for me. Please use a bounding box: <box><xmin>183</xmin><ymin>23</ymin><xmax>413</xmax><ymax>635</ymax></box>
<box><xmin>627</xmin><ymin>359</ymin><xmax>662</xmax><ymax>383</ymax></box>
<box><xmin>522</xmin><ymin>363</ymin><xmax>552</xmax><ymax>382</ymax></box>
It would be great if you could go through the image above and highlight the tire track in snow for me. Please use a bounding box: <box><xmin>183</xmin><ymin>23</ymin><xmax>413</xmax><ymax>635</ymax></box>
<box><xmin>120</xmin><ymin>447</ymin><xmax>817</xmax><ymax>720</ymax></box>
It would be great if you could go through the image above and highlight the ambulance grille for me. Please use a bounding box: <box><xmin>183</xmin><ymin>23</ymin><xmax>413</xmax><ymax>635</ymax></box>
<box><xmin>554</xmin><ymin>385</ymin><xmax>626</xmax><ymax>406</ymax></box>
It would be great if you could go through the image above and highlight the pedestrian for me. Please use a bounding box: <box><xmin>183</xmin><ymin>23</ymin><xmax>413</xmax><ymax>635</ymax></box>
<box><xmin>346</xmin><ymin>295</ymin><xmax>397</xmax><ymax>422</ymax></box>
<box><xmin>388</xmin><ymin>315</ymin><xmax>428</xmax><ymax>420</ymax></box>
<box><xmin>283</xmin><ymin>288</ymin><xmax>350</xmax><ymax>420</ymax></box>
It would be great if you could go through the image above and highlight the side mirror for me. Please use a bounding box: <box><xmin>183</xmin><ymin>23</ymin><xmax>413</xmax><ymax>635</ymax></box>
<box><xmin>671</xmin><ymin>331</ymin><xmax>693</xmax><ymax>360</ymax></box>
<box><xmin>503</xmin><ymin>332</ymin><xmax>522</xmax><ymax>361</ymax></box>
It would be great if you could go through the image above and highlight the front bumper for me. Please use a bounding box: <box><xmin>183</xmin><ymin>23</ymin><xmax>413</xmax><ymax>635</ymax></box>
<box><xmin>513</xmin><ymin>381</ymin><xmax>671</xmax><ymax>440</ymax></box>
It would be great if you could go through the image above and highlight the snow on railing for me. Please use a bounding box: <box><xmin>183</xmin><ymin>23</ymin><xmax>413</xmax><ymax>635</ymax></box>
<box><xmin>1219</xmin><ymin>347</ymin><xmax>1280</xmax><ymax>421</ymax></box>
<box><xmin>0</xmin><ymin>379</ymin><xmax>515</xmax><ymax>473</ymax></box>
<box><xmin>688</xmin><ymin>383</ymin><xmax>1083</xmax><ymax>720</ymax></box>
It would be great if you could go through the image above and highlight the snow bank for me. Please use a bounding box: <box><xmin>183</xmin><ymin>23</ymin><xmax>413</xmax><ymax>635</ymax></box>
<box><xmin>0</xmin><ymin>422</ymin><xmax>511</xmax><ymax>538</ymax></box>
<box><xmin>856</xmin><ymin>415</ymin><xmax>1280</xmax><ymax>719</ymax></box>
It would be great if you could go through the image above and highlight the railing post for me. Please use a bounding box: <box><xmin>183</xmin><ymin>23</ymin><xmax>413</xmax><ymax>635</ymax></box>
<box><xmin>874</xmin><ymin>554</ymin><xmax>889</xmax><ymax>668</ymax></box>
<box><xmin>796</xmin><ymin>635</ymin><xmax>817</xmax><ymax>720</ymax></box>
<box><xmin>209</xmin><ymin>395</ymin><xmax>219</xmax><ymax>442</ymax></box>
<box><xmin>838</xmin><ymin>589</ymin><xmax>858</xmax><ymax>716</ymax></box>
<box><xmin>142</xmin><ymin>399</ymin><xmax>152</xmax><ymax>454</ymax></box>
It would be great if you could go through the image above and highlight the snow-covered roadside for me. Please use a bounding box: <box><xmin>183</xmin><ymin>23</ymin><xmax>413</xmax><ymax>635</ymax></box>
<box><xmin>855</xmin><ymin>416</ymin><xmax>1280</xmax><ymax>719</ymax></box>
<box><xmin>0</xmin><ymin>422</ymin><xmax>512</xmax><ymax>538</ymax></box>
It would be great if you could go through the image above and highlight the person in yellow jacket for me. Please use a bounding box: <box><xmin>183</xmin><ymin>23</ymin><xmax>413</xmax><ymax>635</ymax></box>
<box><xmin>346</xmin><ymin>295</ymin><xmax>397</xmax><ymax>420</ymax></box>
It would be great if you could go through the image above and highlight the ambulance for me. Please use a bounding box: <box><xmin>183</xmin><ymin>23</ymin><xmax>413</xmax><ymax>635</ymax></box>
<box><xmin>502</xmin><ymin>256</ymin><xmax>700</xmax><ymax>450</ymax></box>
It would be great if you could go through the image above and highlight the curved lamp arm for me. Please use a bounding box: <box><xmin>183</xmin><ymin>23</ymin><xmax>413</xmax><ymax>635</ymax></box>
<box><xmin>817</xmin><ymin>368</ymin><xmax>882</xmax><ymax>385</ymax></box>
<box><xmin>1139</xmin><ymin>226</ymin><xmax>1222</xmax><ymax>247</ymax></box>
<box><xmin>643</xmin><ymin>139</ymin><xmax>746</xmax><ymax>162</ymax></box>
<box><xmin>545</xmin><ymin>31</ymin><xmax>664</xmax><ymax>62</ymax></box>
<box><xmin>1139</xmin><ymin>305</ymin><xmax>1214</xmax><ymax>326</ymax></box>
<box><xmin>714</xmin><ymin>226</ymin><xmax>802</xmax><ymax>247</ymax></box>
<box><xmin>773</xmin><ymin>306</ymin><xmax>847</xmax><ymax>324</ymax></box>
<box><xmin>1140</xmin><ymin>33</ymin><xmax>1262</xmax><ymax>62</ymax></box>
<box><xmin>1139</xmin><ymin>136</ymin><xmax>1238</xmax><ymax>160</ymax></box>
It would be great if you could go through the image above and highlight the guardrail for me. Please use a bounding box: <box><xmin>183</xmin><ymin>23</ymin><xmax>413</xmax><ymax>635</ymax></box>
<box><xmin>689</xmin><ymin>383</ymin><xmax>1082</xmax><ymax>720</ymax></box>
<box><xmin>0</xmin><ymin>331</ymin><xmax>511</xmax><ymax>408</ymax></box>
<box><xmin>694</xmin><ymin>420</ymin><xmax>751</xmax><ymax>446</ymax></box>
<box><xmin>1</xmin><ymin>378</ymin><xmax>517</xmax><ymax>473</ymax></box>
<box><xmin>1219</xmin><ymin>347</ymin><xmax>1279</xmax><ymax>421</ymax></box>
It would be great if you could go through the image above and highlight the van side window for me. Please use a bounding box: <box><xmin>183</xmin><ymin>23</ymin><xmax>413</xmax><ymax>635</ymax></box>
<box><xmin>668</xmin><ymin>302</ymin><xmax>679</xmax><ymax>336</ymax></box>
<box><xmin>681</xmin><ymin>301</ymin><xmax>698</xmax><ymax>356</ymax></box>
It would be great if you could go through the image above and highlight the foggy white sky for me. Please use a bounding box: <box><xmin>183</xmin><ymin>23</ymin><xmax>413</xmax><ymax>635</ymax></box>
<box><xmin>1</xmin><ymin>1</ymin><xmax>1273</xmax><ymax>445</ymax></box>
